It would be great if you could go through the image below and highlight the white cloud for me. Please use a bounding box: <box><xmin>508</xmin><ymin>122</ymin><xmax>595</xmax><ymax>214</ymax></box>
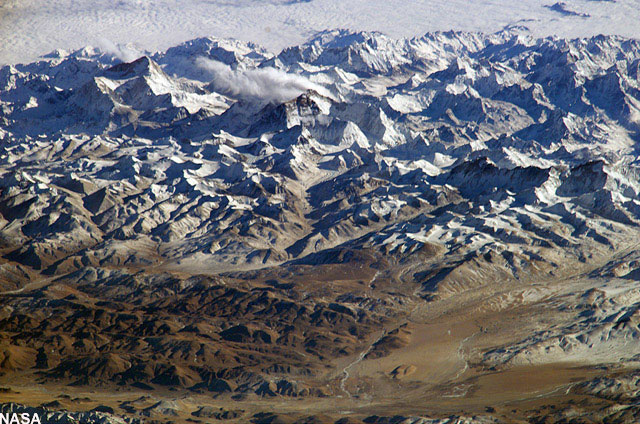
<box><xmin>95</xmin><ymin>38</ymin><xmax>140</xmax><ymax>63</ymax></box>
<box><xmin>196</xmin><ymin>58</ymin><xmax>333</xmax><ymax>104</ymax></box>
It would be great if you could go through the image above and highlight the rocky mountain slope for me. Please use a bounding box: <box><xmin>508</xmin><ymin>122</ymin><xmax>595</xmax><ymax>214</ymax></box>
<box><xmin>3</xmin><ymin>30</ymin><xmax>640</xmax><ymax>423</ymax></box>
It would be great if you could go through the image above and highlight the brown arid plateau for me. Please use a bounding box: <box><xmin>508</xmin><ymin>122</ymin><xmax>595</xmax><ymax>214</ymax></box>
<box><xmin>3</xmin><ymin>29</ymin><xmax>640</xmax><ymax>423</ymax></box>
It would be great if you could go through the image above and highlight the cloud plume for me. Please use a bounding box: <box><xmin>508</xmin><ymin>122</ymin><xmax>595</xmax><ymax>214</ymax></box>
<box><xmin>96</xmin><ymin>38</ymin><xmax>140</xmax><ymax>63</ymax></box>
<box><xmin>196</xmin><ymin>57</ymin><xmax>333</xmax><ymax>104</ymax></box>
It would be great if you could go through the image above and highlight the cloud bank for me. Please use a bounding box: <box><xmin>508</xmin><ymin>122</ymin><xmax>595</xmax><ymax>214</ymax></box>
<box><xmin>196</xmin><ymin>58</ymin><xmax>333</xmax><ymax>104</ymax></box>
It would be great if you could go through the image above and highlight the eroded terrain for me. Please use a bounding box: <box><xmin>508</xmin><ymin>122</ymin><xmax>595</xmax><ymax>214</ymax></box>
<box><xmin>3</xmin><ymin>30</ymin><xmax>640</xmax><ymax>422</ymax></box>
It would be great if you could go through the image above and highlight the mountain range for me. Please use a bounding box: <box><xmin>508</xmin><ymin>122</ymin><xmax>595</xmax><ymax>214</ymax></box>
<box><xmin>3</xmin><ymin>29</ymin><xmax>640</xmax><ymax>423</ymax></box>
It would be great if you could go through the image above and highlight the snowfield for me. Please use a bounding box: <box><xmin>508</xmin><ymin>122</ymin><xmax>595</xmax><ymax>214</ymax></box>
<box><xmin>2</xmin><ymin>0</ymin><xmax>640</xmax><ymax>65</ymax></box>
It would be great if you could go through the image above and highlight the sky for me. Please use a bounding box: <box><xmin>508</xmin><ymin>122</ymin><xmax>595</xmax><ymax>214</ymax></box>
<box><xmin>1</xmin><ymin>0</ymin><xmax>640</xmax><ymax>65</ymax></box>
